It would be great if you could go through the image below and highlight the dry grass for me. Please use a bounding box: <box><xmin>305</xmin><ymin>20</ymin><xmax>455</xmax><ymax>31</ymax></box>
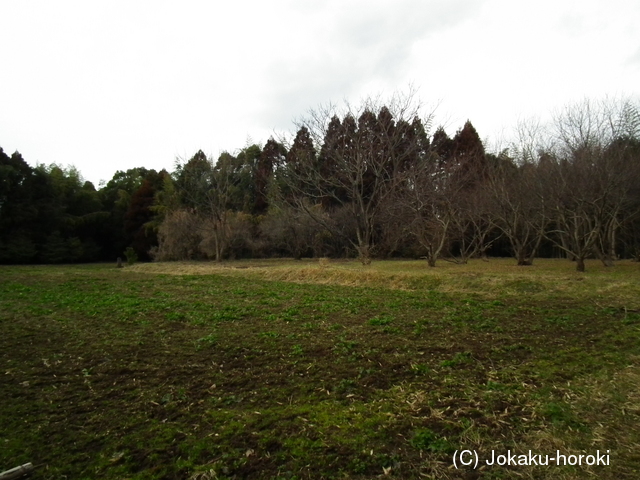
<box><xmin>129</xmin><ymin>257</ymin><xmax>640</xmax><ymax>308</ymax></box>
<box><xmin>518</xmin><ymin>357</ymin><xmax>640</xmax><ymax>479</ymax></box>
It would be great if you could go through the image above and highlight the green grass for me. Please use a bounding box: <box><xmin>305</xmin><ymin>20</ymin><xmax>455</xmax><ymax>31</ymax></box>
<box><xmin>1</xmin><ymin>259</ymin><xmax>640</xmax><ymax>479</ymax></box>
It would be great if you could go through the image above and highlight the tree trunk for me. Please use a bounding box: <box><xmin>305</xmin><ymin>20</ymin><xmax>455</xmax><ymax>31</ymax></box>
<box><xmin>598</xmin><ymin>252</ymin><xmax>614</xmax><ymax>267</ymax></box>
<box><xmin>516</xmin><ymin>249</ymin><xmax>533</xmax><ymax>266</ymax></box>
<box><xmin>576</xmin><ymin>257</ymin><xmax>586</xmax><ymax>272</ymax></box>
<box><xmin>215</xmin><ymin>234</ymin><xmax>223</xmax><ymax>262</ymax></box>
<box><xmin>357</xmin><ymin>243</ymin><xmax>372</xmax><ymax>265</ymax></box>
<box><xmin>609</xmin><ymin>224</ymin><xmax>617</xmax><ymax>262</ymax></box>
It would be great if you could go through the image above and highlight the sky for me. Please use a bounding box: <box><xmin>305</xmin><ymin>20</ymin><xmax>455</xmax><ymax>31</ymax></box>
<box><xmin>1</xmin><ymin>0</ymin><xmax>639</xmax><ymax>186</ymax></box>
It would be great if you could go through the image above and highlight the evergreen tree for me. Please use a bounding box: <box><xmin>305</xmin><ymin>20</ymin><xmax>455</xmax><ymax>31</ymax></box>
<box><xmin>284</xmin><ymin>126</ymin><xmax>317</xmax><ymax>201</ymax></box>
<box><xmin>451</xmin><ymin>120</ymin><xmax>487</xmax><ymax>185</ymax></box>
<box><xmin>174</xmin><ymin>150</ymin><xmax>212</xmax><ymax>211</ymax></box>
<box><xmin>98</xmin><ymin>167</ymin><xmax>153</xmax><ymax>260</ymax></box>
<box><xmin>255</xmin><ymin>139</ymin><xmax>286</xmax><ymax>214</ymax></box>
<box><xmin>0</xmin><ymin>149</ymin><xmax>40</xmax><ymax>262</ymax></box>
<box><xmin>431</xmin><ymin>126</ymin><xmax>454</xmax><ymax>168</ymax></box>
<box><xmin>234</xmin><ymin>145</ymin><xmax>262</xmax><ymax>212</ymax></box>
<box><xmin>125</xmin><ymin>178</ymin><xmax>158</xmax><ymax>260</ymax></box>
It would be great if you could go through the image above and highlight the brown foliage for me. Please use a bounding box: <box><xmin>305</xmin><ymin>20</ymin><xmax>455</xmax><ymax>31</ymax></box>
<box><xmin>151</xmin><ymin>210</ymin><xmax>202</xmax><ymax>261</ymax></box>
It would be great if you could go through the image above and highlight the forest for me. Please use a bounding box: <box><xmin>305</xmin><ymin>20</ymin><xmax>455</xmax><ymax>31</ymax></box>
<box><xmin>2</xmin><ymin>96</ymin><xmax>639</xmax><ymax>271</ymax></box>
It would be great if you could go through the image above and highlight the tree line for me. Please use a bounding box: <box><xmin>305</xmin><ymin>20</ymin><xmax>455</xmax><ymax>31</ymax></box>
<box><xmin>2</xmin><ymin>95</ymin><xmax>639</xmax><ymax>271</ymax></box>
<box><xmin>0</xmin><ymin>153</ymin><xmax>166</xmax><ymax>264</ymax></box>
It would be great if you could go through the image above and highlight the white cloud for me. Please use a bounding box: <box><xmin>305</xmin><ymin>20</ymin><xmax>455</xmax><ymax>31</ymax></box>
<box><xmin>0</xmin><ymin>0</ymin><xmax>638</xmax><ymax>185</ymax></box>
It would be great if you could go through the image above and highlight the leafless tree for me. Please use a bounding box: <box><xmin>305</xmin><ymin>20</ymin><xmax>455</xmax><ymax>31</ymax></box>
<box><xmin>545</xmin><ymin>97</ymin><xmax>640</xmax><ymax>271</ymax></box>
<box><xmin>152</xmin><ymin>209</ymin><xmax>202</xmax><ymax>260</ymax></box>
<box><xmin>486</xmin><ymin>158</ymin><xmax>548</xmax><ymax>266</ymax></box>
<box><xmin>479</xmin><ymin>118</ymin><xmax>554</xmax><ymax>266</ymax></box>
<box><xmin>397</xmin><ymin>156</ymin><xmax>452</xmax><ymax>266</ymax></box>
<box><xmin>199</xmin><ymin>211</ymin><xmax>254</xmax><ymax>260</ymax></box>
<box><xmin>445</xmin><ymin>182</ymin><xmax>497</xmax><ymax>264</ymax></box>
<box><xmin>283</xmin><ymin>90</ymin><xmax>434</xmax><ymax>264</ymax></box>
<box><xmin>370</xmin><ymin>192</ymin><xmax>413</xmax><ymax>258</ymax></box>
<box><xmin>173</xmin><ymin>152</ymin><xmax>246</xmax><ymax>262</ymax></box>
<box><xmin>260</xmin><ymin>203</ymin><xmax>333</xmax><ymax>259</ymax></box>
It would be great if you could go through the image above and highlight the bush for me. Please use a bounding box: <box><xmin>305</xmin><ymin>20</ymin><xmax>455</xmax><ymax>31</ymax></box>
<box><xmin>124</xmin><ymin>246</ymin><xmax>138</xmax><ymax>265</ymax></box>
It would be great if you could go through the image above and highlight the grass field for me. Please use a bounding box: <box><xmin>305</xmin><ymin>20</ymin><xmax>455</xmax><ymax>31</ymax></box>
<box><xmin>1</xmin><ymin>258</ymin><xmax>640</xmax><ymax>479</ymax></box>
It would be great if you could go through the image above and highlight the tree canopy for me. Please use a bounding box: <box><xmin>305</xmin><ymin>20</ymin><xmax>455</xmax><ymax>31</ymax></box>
<box><xmin>2</xmin><ymin>96</ymin><xmax>639</xmax><ymax>271</ymax></box>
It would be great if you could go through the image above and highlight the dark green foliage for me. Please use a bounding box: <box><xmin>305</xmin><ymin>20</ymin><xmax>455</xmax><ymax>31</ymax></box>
<box><xmin>97</xmin><ymin>167</ymin><xmax>158</xmax><ymax>260</ymax></box>
<box><xmin>0</xmin><ymin>151</ymin><xmax>113</xmax><ymax>263</ymax></box>
<box><xmin>0</xmin><ymin>149</ymin><xmax>44</xmax><ymax>263</ymax></box>
<box><xmin>0</xmin><ymin>234</ymin><xmax>38</xmax><ymax>263</ymax></box>
<box><xmin>0</xmin><ymin>148</ymin><xmax>173</xmax><ymax>263</ymax></box>
<box><xmin>234</xmin><ymin>145</ymin><xmax>262</xmax><ymax>213</ymax></box>
<box><xmin>2</xmin><ymin>98</ymin><xmax>639</xmax><ymax>265</ymax></box>
<box><xmin>256</xmin><ymin>139</ymin><xmax>286</xmax><ymax>214</ymax></box>
<box><xmin>174</xmin><ymin>150</ymin><xmax>213</xmax><ymax>210</ymax></box>
<box><xmin>409</xmin><ymin>429</ymin><xmax>453</xmax><ymax>453</ymax></box>
<box><xmin>125</xmin><ymin>179</ymin><xmax>158</xmax><ymax>260</ymax></box>
<box><xmin>286</xmin><ymin>126</ymin><xmax>319</xmax><ymax>202</ymax></box>
<box><xmin>124</xmin><ymin>246</ymin><xmax>138</xmax><ymax>265</ymax></box>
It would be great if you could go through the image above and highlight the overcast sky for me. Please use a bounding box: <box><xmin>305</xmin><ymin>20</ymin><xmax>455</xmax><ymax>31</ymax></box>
<box><xmin>1</xmin><ymin>0</ymin><xmax>639</xmax><ymax>186</ymax></box>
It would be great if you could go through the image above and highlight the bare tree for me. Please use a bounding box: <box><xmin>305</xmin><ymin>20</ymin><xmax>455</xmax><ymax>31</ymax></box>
<box><xmin>545</xmin><ymin>154</ymin><xmax>607</xmax><ymax>271</ymax></box>
<box><xmin>260</xmin><ymin>203</ymin><xmax>332</xmax><ymax>259</ymax></box>
<box><xmin>152</xmin><ymin>209</ymin><xmax>202</xmax><ymax>260</ymax></box>
<box><xmin>374</xmin><ymin>194</ymin><xmax>414</xmax><ymax>258</ymax></box>
<box><xmin>173</xmin><ymin>151</ymin><xmax>248</xmax><ymax>262</ymax></box>
<box><xmin>479</xmin><ymin>118</ymin><xmax>555</xmax><ymax>266</ymax></box>
<box><xmin>545</xmin><ymin>98</ymin><xmax>640</xmax><ymax>271</ymax></box>
<box><xmin>283</xmin><ymin>90</ymin><xmax>434</xmax><ymax>264</ymax></box>
<box><xmin>449</xmin><ymin>182</ymin><xmax>500</xmax><ymax>264</ymax></box>
<box><xmin>395</xmin><ymin>153</ymin><xmax>449</xmax><ymax>266</ymax></box>
<box><xmin>486</xmin><ymin>158</ymin><xmax>548</xmax><ymax>265</ymax></box>
<box><xmin>394</xmin><ymin>120</ymin><xmax>497</xmax><ymax>266</ymax></box>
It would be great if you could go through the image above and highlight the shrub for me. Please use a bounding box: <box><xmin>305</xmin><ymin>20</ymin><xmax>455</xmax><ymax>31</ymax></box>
<box><xmin>124</xmin><ymin>246</ymin><xmax>138</xmax><ymax>265</ymax></box>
